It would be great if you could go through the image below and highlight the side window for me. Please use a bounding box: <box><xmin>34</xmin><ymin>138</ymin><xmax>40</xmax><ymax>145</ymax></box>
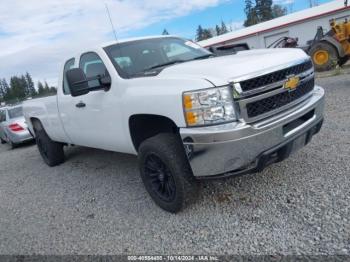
<box><xmin>79</xmin><ymin>52</ymin><xmax>109</xmax><ymax>88</ymax></box>
<box><xmin>63</xmin><ymin>58</ymin><xmax>75</xmax><ymax>95</ymax></box>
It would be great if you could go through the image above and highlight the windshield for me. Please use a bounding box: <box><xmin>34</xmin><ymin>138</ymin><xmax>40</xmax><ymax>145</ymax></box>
<box><xmin>8</xmin><ymin>106</ymin><xmax>23</xmax><ymax>119</ymax></box>
<box><xmin>104</xmin><ymin>37</ymin><xmax>212</xmax><ymax>78</ymax></box>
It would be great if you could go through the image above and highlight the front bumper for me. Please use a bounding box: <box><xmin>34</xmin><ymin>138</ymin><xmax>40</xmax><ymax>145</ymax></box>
<box><xmin>180</xmin><ymin>86</ymin><xmax>325</xmax><ymax>178</ymax></box>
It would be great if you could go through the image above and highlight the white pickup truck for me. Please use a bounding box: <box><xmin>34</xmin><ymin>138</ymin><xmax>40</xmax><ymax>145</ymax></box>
<box><xmin>24</xmin><ymin>36</ymin><xmax>325</xmax><ymax>212</ymax></box>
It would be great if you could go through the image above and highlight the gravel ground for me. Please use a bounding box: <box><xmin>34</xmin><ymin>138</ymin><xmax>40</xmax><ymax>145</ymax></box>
<box><xmin>0</xmin><ymin>74</ymin><xmax>349</xmax><ymax>255</ymax></box>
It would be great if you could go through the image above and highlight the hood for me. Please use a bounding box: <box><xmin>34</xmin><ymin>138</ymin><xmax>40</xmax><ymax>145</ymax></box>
<box><xmin>159</xmin><ymin>48</ymin><xmax>309</xmax><ymax>86</ymax></box>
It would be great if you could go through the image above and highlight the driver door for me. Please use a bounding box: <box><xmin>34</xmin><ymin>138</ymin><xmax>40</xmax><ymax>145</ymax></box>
<box><xmin>58</xmin><ymin>52</ymin><xmax>123</xmax><ymax>151</ymax></box>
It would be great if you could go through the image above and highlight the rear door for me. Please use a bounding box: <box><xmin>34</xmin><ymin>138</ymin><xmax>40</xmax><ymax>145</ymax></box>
<box><xmin>58</xmin><ymin>51</ymin><xmax>124</xmax><ymax>151</ymax></box>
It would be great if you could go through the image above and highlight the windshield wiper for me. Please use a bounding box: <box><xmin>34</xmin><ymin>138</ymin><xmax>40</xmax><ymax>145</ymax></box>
<box><xmin>192</xmin><ymin>54</ymin><xmax>216</xmax><ymax>60</ymax></box>
<box><xmin>144</xmin><ymin>60</ymin><xmax>185</xmax><ymax>71</ymax></box>
<box><xmin>142</xmin><ymin>55</ymin><xmax>214</xmax><ymax>73</ymax></box>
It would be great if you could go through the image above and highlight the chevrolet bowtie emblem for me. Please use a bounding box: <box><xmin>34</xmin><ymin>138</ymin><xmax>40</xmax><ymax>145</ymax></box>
<box><xmin>284</xmin><ymin>75</ymin><xmax>300</xmax><ymax>91</ymax></box>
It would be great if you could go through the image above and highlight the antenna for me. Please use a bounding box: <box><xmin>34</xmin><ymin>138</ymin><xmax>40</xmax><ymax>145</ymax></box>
<box><xmin>105</xmin><ymin>3</ymin><xmax>118</xmax><ymax>42</ymax></box>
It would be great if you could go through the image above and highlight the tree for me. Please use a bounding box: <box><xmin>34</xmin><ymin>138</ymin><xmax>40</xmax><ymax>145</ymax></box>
<box><xmin>1</xmin><ymin>79</ymin><xmax>10</xmax><ymax>102</ymax></box>
<box><xmin>215</xmin><ymin>24</ymin><xmax>221</xmax><ymax>36</ymax></box>
<box><xmin>20</xmin><ymin>75</ymin><xmax>28</xmax><ymax>97</ymax></box>
<box><xmin>256</xmin><ymin>0</ymin><xmax>273</xmax><ymax>22</ymax></box>
<box><xmin>162</xmin><ymin>29</ymin><xmax>169</xmax><ymax>35</ymax></box>
<box><xmin>49</xmin><ymin>87</ymin><xmax>57</xmax><ymax>94</ymax></box>
<box><xmin>272</xmin><ymin>5</ymin><xmax>287</xmax><ymax>18</ymax></box>
<box><xmin>221</xmin><ymin>21</ymin><xmax>229</xmax><ymax>34</ymax></box>
<box><xmin>244</xmin><ymin>0</ymin><xmax>286</xmax><ymax>27</ymax></box>
<box><xmin>44</xmin><ymin>81</ymin><xmax>50</xmax><ymax>93</ymax></box>
<box><xmin>196</xmin><ymin>25</ymin><xmax>205</xmax><ymax>41</ymax></box>
<box><xmin>37</xmin><ymin>81</ymin><xmax>45</xmax><ymax>96</ymax></box>
<box><xmin>0</xmin><ymin>73</ymin><xmax>56</xmax><ymax>103</ymax></box>
<box><xmin>0</xmin><ymin>79</ymin><xmax>4</xmax><ymax>102</ymax></box>
<box><xmin>201</xmin><ymin>29</ymin><xmax>213</xmax><ymax>41</ymax></box>
<box><xmin>244</xmin><ymin>0</ymin><xmax>259</xmax><ymax>26</ymax></box>
<box><xmin>215</xmin><ymin>21</ymin><xmax>229</xmax><ymax>36</ymax></box>
<box><xmin>9</xmin><ymin>76</ymin><xmax>26</xmax><ymax>101</ymax></box>
<box><xmin>25</xmin><ymin>72</ymin><xmax>37</xmax><ymax>97</ymax></box>
<box><xmin>308</xmin><ymin>0</ymin><xmax>319</xmax><ymax>7</ymax></box>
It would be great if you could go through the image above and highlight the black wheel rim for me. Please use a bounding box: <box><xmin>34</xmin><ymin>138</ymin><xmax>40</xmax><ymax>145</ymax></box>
<box><xmin>144</xmin><ymin>153</ymin><xmax>176</xmax><ymax>202</ymax></box>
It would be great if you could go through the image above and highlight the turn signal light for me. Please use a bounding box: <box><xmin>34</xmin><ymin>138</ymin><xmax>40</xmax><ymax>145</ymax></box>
<box><xmin>183</xmin><ymin>95</ymin><xmax>193</xmax><ymax>110</ymax></box>
<box><xmin>186</xmin><ymin>112</ymin><xmax>197</xmax><ymax>125</ymax></box>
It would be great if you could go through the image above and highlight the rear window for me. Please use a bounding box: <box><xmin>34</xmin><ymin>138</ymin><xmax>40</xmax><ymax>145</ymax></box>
<box><xmin>8</xmin><ymin>107</ymin><xmax>23</xmax><ymax>119</ymax></box>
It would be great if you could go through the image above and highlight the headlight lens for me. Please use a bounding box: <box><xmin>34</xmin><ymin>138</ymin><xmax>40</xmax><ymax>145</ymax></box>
<box><xmin>183</xmin><ymin>86</ymin><xmax>236</xmax><ymax>127</ymax></box>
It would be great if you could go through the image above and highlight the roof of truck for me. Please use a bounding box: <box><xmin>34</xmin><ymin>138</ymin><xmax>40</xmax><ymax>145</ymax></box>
<box><xmin>101</xmin><ymin>35</ymin><xmax>180</xmax><ymax>48</ymax></box>
<box><xmin>198</xmin><ymin>0</ymin><xmax>350</xmax><ymax>47</ymax></box>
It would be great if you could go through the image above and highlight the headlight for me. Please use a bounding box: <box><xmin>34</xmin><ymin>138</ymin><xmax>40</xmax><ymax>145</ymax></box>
<box><xmin>183</xmin><ymin>86</ymin><xmax>236</xmax><ymax>127</ymax></box>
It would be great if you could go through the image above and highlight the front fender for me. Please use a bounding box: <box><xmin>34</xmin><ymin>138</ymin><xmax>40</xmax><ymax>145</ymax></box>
<box><xmin>122</xmin><ymin>77</ymin><xmax>215</xmax><ymax>128</ymax></box>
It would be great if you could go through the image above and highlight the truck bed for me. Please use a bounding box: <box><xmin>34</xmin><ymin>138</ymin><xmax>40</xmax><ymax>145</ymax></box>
<box><xmin>23</xmin><ymin>96</ymin><xmax>70</xmax><ymax>143</ymax></box>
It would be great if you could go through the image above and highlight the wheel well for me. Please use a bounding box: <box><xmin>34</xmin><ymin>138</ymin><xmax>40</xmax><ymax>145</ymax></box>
<box><xmin>30</xmin><ymin>118</ymin><xmax>43</xmax><ymax>132</ymax></box>
<box><xmin>129</xmin><ymin>114</ymin><xmax>178</xmax><ymax>151</ymax></box>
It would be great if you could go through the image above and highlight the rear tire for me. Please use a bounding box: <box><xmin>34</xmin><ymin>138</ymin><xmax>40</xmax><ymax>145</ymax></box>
<box><xmin>310</xmin><ymin>42</ymin><xmax>338</xmax><ymax>72</ymax></box>
<box><xmin>138</xmin><ymin>133</ymin><xmax>198</xmax><ymax>213</ymax></box>
<box><xmin>9</xmin><ymin>140</ymin><xmax>17</xmax><ymax>149</ymax></box>
<box><xmin>0</xmin><ymin>138</ymin><xmax>5</xmax><ymax>144</ymax></box>
<box><xmin>33</xmin><ymin>121</ymin><xmax>64</xmax><ymax>167</ymax></box>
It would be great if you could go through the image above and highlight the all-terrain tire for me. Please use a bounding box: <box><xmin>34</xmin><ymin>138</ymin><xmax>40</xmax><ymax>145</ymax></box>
<box><xmin>33</xmin><ymin>120</ymin><xmax>64</xmax><ymax>167</ymax></box>
<box><xmin>138</xmin><ymin>133</ymin><xmax>199</xmax><ymax>213</ymax></box>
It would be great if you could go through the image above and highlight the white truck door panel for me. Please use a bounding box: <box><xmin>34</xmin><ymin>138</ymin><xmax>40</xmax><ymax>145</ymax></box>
<box><xmin>58</xmin><ymin>91</ymin><xmax>123</xmax><ymax>151</ymax></box>
<box><xmin>58</xmin><ymin>52</ymin><xmax>125</xmax><ymax>151</ymax></box>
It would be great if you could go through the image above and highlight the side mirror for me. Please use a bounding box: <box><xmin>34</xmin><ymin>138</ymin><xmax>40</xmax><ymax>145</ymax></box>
<box><xmin>66</xmin><ymin>68</ymin><xmax>111</xmax><ymax>97</ymax></box>
<box><xmin>66</xmin><ymin>68</ymin><xmax>89</xmax><ymax>97</ymax></box>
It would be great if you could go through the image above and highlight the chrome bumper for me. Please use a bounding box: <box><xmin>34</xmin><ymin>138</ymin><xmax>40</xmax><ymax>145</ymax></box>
<box><xmin>180</xmin><ymin>86</ymin><xmax>325</xmax><ymax>178</ymax></box>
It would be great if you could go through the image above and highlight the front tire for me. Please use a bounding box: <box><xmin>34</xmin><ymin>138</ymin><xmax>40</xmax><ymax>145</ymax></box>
<box><xmin>33</xmin><ymin>121</ymin><xmax>64</xmax><ymax>167</ymax></box>
<box><xmin>0</xmin><ymin>138</ymin><xmax>5</xmax><ymax>144</ymax></box>
<box><xmin>310</xmin><ymin>42</ymin><xmax>338</xmax><ymax>72</ymax></box>
<box><xmin>138</xmin><ymin>133</ymin><xmax>198</xmax><ymax>213</ymax></box>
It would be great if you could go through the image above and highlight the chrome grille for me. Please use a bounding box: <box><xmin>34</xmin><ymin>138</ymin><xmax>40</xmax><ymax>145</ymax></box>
<box><xmin>233</xmin><ymin>59</ymin><xmax>315</xmax><ymax>123</ymax></box>
<box><xmin>246</xmin><ymin>78</ymin><xmax>314</xmax><ymax>118</ymax></box>
<box><xmin>240</xmin><ymin>60</ymin><xmax>313</xmax><ymax>92</ymax></box>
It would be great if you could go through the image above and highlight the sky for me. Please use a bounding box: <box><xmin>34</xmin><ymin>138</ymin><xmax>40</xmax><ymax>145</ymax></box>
<box><xmin>0</xmin><ymin>0</ymin><xmax>333</xmax><ymax>87</ymax></box>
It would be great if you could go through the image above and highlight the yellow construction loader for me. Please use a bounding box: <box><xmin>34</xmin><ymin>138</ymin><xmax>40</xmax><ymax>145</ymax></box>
<box><xmin>308</xmin><ymin>19</ymin><xmax>350</xmax><ymax>71</ymax></box>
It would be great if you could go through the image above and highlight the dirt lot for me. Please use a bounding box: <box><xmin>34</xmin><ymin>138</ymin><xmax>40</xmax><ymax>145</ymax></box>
<box><xmin>0</xmin><ymin>74</ymin><xmax>349</xmax><ymax>255</ymax></box>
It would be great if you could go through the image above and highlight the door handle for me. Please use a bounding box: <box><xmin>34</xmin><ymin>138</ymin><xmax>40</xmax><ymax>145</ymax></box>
<box><xmin>75</xmin><ymin>101</ymin><xmax>86</xmax><ymax>108</ymax></box>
